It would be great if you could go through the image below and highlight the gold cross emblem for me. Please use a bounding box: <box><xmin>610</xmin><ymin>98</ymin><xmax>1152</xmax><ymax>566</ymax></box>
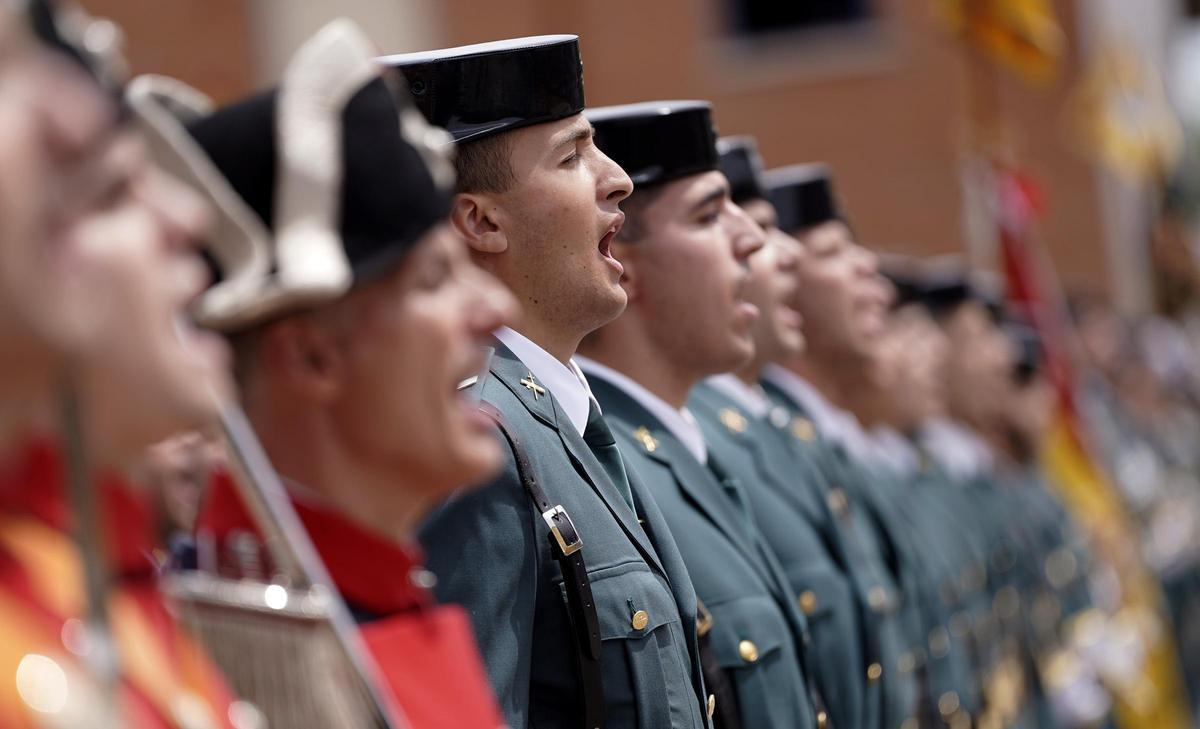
<box><xmin>633</xmin><ymin>426</ymin><xmax>659</xmax><ymax>453</ymax></box>
<box><xmin>519</xmin><ymin>372</ymin><xmax>546</xmax><ymax>400</ymax></box>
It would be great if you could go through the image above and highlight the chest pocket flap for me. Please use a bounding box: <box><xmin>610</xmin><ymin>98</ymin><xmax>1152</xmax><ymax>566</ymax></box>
<box><xmin>790</xmin><ymin>568</ymin><xmax>854</xmax><ymax>621</ymax></box>
<box><xmin>560</xmin><ymin>561</ymin><xmax>680</xmax><ymax>640</ymax></box>
<box><xmin>705</xmin><ymin>594</ymin><xmax>789</xmax><ymax>668</ymax></box>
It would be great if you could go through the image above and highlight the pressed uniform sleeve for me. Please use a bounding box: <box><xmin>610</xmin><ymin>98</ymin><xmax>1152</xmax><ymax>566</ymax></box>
<box><xmin>418</xmin><ymin>444</ymin><xmax>540</xmax><ymax>729</ymax></box>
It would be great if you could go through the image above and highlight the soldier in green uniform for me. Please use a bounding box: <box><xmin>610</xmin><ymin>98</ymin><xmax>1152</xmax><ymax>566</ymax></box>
<box><xmin>577</xmin><ymin>100</ymin><xmax>826</xmax><ymax>729</ymax></box>
<box><xmin>898</xmin><ymin>272</ymin><xmax>1113</xmax><ymax>729</ymax></box>
<box><xmin>843</xmin><ymin>281</ymin><xmax>1025</xmax><ymax>728</ymax></box>
<box><xmin>757</xmin><ymin>163</ymin><xmax>975</xmax><ymax>728</ymax></box>
<box><xmin>908</xmin><ymin>272</ymin><xmax>1032</xmax><ymax>717</ymax></box>
<box><xmin>385</xmin><ymin>39</ymin><xmax>714</xmax><ymax>728</ymax></box>
<box><xmin>685</xmin><ymin>136</ymin><xmax>894</xmax><ymax>729</ymax></box>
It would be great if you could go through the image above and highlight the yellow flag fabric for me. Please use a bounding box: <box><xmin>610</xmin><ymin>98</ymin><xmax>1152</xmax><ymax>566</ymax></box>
<box><xmin>1066</xmin><ymin>44</ymin><xmax>1182</xmax><ymax>184</ymax></box>
<box><xmin>1042</xmin><ymin>416</ymin><xmax>1192</xmax><ymax>729</ymax></box>
<box><xmin>934</xmin><ymin>0</ymin><xmax>1065</xmax><ymax>83</ymax></box>
<box><xmin>1000</xmin><ymin>189</ymin><xmax>1192</xmax><ymax>729</ymax></box>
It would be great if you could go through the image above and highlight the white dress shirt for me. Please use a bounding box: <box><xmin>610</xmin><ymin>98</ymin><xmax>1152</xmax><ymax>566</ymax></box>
<box><xmin>705</xmin><ymin>374</ymin><xmax>773</xmax><ymax>419</ymax></box>
<box><xmin>869</xmin><ymin>426</ymin><xmax>921</xmax><ymax>477</ymax></box>
<box><xmin>760</xmin><ymin>364</ymin><xmax>870</xmax><ymax>458</ymax></box>
<box><xmin>495</xmin><ymin>326</ymin><xmax>594</xmax><ymax>436</ymax></box>
<box><xmin>919</xmin><ymin>417</ymin><xmax>996</xmax><ymax>481</ymax></box>
<box><xmin>576</xmin><ymin>356</ymin><xmax>709</xmax><ymax>464</ymax></box>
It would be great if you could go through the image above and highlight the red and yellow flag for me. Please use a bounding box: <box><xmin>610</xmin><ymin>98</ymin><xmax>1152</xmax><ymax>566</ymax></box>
<box><xmin>995</xmin><ymin>166</ymin><xmax>1192</xmax><ymax>729</ymax></box>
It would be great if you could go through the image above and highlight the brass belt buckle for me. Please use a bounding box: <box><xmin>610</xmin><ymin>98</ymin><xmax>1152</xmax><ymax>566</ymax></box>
<box><xmin>543</xmin><ymin>505</ymin><xmax>583</xmax><ymax>556</ymax></box>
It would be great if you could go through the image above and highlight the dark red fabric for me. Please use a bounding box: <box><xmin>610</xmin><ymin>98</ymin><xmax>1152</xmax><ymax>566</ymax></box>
<box><xmin>197</xmin><ymin>470</ymin><xmax>504</xmax><ymax>728</ymax></box>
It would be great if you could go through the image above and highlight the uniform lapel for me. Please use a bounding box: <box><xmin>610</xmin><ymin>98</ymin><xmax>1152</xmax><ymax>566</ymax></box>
<box><xmin>692</xmin><ymin>384</ymin><xmax>828</xmax><ymax>526</ymax></box>
<box><xmin>593</xmin><ymin>379</ymin><xmax>775</xmax><ymax>592</ymax></box>
<box><xmin>555</xmin><ymin>405</ymin><xmax>667</xmax><ymax>576</ymax></box>
<box><xmin>488</xmin><ymin>343</ymin><xmax>560</xmax><ymax>429</ymax></box>
<box><xmin>489</xmin><ymin>344</ymin><xmax>666</xmax><ymax>576</ymax></box>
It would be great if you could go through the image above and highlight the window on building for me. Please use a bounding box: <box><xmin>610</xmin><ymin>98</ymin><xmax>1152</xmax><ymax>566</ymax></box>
<box><xmin>727</xmin><ymin>0</ymin><xmax>874</xmax><ymax>38</ymax></box>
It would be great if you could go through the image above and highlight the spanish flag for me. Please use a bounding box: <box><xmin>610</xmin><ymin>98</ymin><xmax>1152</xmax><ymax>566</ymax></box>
<box><xmin>995</xmin><ymin>166</ymin><xmax>1192</xmax><ymax>729</ymax></box>
<box><xmin>933</xmin><ymin>0</ymin><xmax>1065</xmax><ymax>84</ymax></box>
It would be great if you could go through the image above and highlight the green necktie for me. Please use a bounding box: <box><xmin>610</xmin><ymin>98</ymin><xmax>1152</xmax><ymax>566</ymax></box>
<box><xmin>583</xmin><ymin>399</ymin><xmax>636</xmax><ymax>513</ymax></box>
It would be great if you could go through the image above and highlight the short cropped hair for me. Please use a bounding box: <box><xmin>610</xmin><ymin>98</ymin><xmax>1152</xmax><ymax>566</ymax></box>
<box><xmin>454</xmin><ymin>133</ymin><xmax>515</xmax><ymax>194</ymax></box>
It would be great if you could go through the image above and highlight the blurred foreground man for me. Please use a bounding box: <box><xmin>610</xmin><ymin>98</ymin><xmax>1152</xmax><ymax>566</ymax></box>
<box><xmin>577</xmin><ymin>101</ymin><xmax>827</xmax><ymax>729</ymax></box>
<box><xmin>384</xmin><ymin>38</ymin><xmax>713</xmax><ymax>728</ymax></box>
<box><xmin>161</xmin><ymin>21</ymin><xmax>514</xmax><ymax>728</ymax></box>
<box><xmin>0</xmin><ymin>2</ymin><xmax>239</xmax><ymax>726</ymax></box>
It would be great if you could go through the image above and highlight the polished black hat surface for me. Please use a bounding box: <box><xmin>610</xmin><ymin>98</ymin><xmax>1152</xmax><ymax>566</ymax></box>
<box><xmin>764</xmin><ymin>163</ymin><xmax>839</xmax><ymax>234</ymax></box>
<box><xmin>380</xmin><ymin>35</ymin><xmax>585</xmax><ymax>143</ymax></box>
<box><xmin>717</xmin><ymin>136</ymin><xmax>766</xmax><ymax>205</ymax></box>
<box><xmin>587</xmin><ymin>101</ymin><xmax>719</xmax><ymax>189</ymax></box>
<box><xmin>131</xmin><ymin>21</ymin><xmax>455</xmax><ymax>331</ymax></box>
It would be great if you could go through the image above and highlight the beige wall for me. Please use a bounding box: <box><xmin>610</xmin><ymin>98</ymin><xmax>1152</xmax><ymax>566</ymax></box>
<box><xmin>83</xmin><ymin>0</ymin><xmax>1121</xmax><ymax>296</ymax></box>
<box><xmin>441</xmin><ymin>0</ymin><xmax>1113</xmax><ymax>296</ymax></box>
<box><xmin>82</xmin><ymin>0</ymin><xmax>254</xmax><ymax>103</ymax></box>
<box><xmin>246</xmin><ymin>0</ymin><xmax>444</xmax><ymax>85</ymax></box>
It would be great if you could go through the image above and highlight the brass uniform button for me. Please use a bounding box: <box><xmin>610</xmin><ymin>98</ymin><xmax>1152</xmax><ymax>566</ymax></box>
<box><xmin>792</xmin><ymin>417</ymin><xmax>816</xmax><ymax>442</ymax></box>
<box><xmin>707</xmin><ymin>694</ymin><xmax>716</xmax><ymax>719</ymax></box>
<box><xmin>1045</xmin><ymin>547</ymin><xmax>1078</xmax><ymax>588</ymax></box>
<box><xmin>816</xmin><ymin>709</ymin><xmax>828</xmax><ymax>728</ymax></box>
<box><xmin>738</xmin><ymin>639</ymin><xmax>759</xmax><ymax>663</ymax></box>
<box><xmin>798</xmin><ymin>590</ymin><xmax>819</xmax><ymax>615</ymax></box>
<box><xmin>993</xmin><ymin>585</ymin><xmax>1020</xmax><ymax>621</ymax></box>
<box><xmin>929</xmin><ymin>626</ymin><xmax>951</xmax><ymax>658</ymax></box>
<box><xmin>631</xmin><ymin>610</ymin><xmax>649</xmax><ymax>631</ymax></box>
<box><xmin>867</xmin><ymin>662</ymin><xmax>883</xmax><ymax>681</ymax></box>
<box><xmin>719</xmin><ymin>408</ymin><xmax>748</xmax><ymax>433</ymax></box>
<box><xmin>868</xmin><ymin>585</ymin><xmax>888</xmax><ymax>612</ymax></box>
<box><xmin>897</xmin><ymin>651</ymin><xmax>916</xmax><ymax>674</ymax></box>
<box><xmin>938</xmin><ymin>690</ymin><xmax>961</xmax><ymax>717</ymax></box>
<box><xmin>826</xmin><ymin>488</ymin><xmax>849</xmax><ymax>516</ymax></box>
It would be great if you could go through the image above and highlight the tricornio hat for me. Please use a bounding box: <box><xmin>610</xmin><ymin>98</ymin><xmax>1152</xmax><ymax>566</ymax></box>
<box><xmin>764</xmin><ymin>163</ymin><xmax>841</xmax><ymax>234</ymax></box>
<box><xmin>586</xmin><ymin>100</ymin><xmax>719</xmax><ymax>189</ymax></box>
<box><xmin>380</xmin><ymin>35</ymin><xmax>585</xmax><ymax>144</ymax></box>
<box><xmin>717</xmin><ymin>136</ymin><xmax>767</xmax><ymax>205</ymax></box>
<box><xmin>127</xmin><ymin>20</ymin><xmax>455</xmax><ymax>332</ymax></box>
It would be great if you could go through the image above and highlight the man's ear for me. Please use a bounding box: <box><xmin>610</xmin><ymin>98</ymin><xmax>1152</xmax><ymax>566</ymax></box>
<box><xmin>259</xmin><ymin>316</ymin><xmax>344</xmax><ymax>402</ymax></box>
<box><xmin>450</xmin><ymin>193</ymin><xmax>508</xmax><ymax>255</ymax></box>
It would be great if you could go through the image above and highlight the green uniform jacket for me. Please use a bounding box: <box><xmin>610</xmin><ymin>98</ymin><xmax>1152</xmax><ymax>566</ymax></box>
<box><xmin>419</xmin><ymin>344</ymin><xmax>710</xmax><ymax>729</ymax></box>
<box><xmin>861</xmin><ymin>455</ymin><xmax>987</xmax><ymax>721</ymax></box>
<box><xmin>590</xmin><ymin>375</ymin><xmax>819</xmax><ymax>729</ymax></box>
<box><xmin>759</xmin><ymin>378</ymin><xmax>922</xmax><ymax>729</ymax></box>
<box><xmin>688</xmin><ymin>381</ymin><xmax>866</xmax><ymax>729</ymax></box>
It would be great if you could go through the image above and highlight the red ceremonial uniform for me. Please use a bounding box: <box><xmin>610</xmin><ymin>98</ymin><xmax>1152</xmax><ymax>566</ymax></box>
<box><xmin>197</xmin><ymin>472</ymin><xmax>505</xmax><ymax>729</ymax></box>
<box><xmin>0</xmin><ymin>437</ymin><xmax>237</xmax><ymax>729</ymax></box>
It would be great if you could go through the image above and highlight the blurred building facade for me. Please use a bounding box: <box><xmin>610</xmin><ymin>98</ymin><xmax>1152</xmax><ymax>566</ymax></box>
<box><xmin>86</xmin><ymin>0</ymin><xmax>1187</xmax><ymax>311</ymax></box>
